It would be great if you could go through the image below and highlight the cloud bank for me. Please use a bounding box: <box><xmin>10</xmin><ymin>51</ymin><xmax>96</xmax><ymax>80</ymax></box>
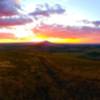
<box><xmin>29</xmin><ymin>3</ymin><xmax>65</xmax><ymax>17</ymax></box>
<box><xmin>0</xmin><ymin>0</ymin><xmax>65</xmax><ymax>26</ymax></box>
<box><xmin>34</xmin><ymin>24</ymin><xmax>100</xmax><ymax>43</ymax></box>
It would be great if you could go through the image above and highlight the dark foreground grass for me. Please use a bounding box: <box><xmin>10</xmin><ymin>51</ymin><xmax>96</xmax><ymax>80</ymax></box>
<box><xmin>0</xmin><ymin>44</ymin><xmax>100</xmax><ymax>100</ymax></box>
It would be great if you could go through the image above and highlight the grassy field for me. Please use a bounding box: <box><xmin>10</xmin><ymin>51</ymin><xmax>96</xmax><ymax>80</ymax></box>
<box><xmin>0</xmin><ymin>43</ymin><xmax>100</xmax><ymax>99</ymax></box>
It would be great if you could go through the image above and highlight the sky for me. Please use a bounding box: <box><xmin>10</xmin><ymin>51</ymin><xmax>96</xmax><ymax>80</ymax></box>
<box><xmin>0</xmin><ymin>0</ymin><xmax>100</xmax><ymax>44</ymax></box>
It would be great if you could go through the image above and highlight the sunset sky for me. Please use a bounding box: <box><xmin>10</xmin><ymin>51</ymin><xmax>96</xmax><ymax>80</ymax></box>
<box><xmin>0</xmin><ymin>0</ymin><xmax>100</xmax><ymax>44</ymax></box>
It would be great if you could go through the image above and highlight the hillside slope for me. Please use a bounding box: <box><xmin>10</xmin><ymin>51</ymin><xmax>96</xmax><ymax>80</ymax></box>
<box><xmin>0</xmin><ymin>45</ymin><xmax>100</xmax><ymax>99</ymax></box>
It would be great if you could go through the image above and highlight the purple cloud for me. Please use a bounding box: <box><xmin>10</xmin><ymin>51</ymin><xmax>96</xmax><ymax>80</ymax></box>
<box><xmin>92</xmin><ymin>21</ymin><xmax>100</xmax><ymax>27</ymax></box>
<box><xmin>29</xmin><ymin>3</ymin><xmax>65</xmax><ymax>17</ymax></box>
<box><xmin>0</xmin><ymin>16</ymin><xmax>32</xmax><ymax>26</ymax></box>
<box><xmin>82</xmin><ymin>20</ymin><xmax>100</xmax><ymax>27</ymax></box>
<box><xmin>0</xmin><ymin>0</ymin><xmax>20</xmax><ymax>16</ymax></box>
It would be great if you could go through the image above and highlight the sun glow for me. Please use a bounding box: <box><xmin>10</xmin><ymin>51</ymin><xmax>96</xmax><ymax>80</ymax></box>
<box><xmin>31</xmin><ymin>35</ymin><xmax>81</xmax><ymax>44</ymax></box>
<box><xmin>0</xmin><ymin>34</ymin><xmax>82</xmax><ymax>44</ymax></box>
<box><xmin>13</xmin><ymin>27</ymin><xmax>35</xmax><ymax>38</ymax></box>
<box><xmin>0</xmin><ymin>27</ymin><xmax>35</xmax><ymax>38</ymax></box>
<box><xmin>47</xmin><ymin>38</ymin><xmax>81</xmax><ymax>44</ymax></box>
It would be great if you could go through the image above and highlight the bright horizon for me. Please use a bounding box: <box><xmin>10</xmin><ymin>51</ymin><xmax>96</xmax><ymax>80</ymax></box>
<box><xmin>0</xmin><ymin>0</ymin><xmax>100</xmax><ymax>44</ymax></box>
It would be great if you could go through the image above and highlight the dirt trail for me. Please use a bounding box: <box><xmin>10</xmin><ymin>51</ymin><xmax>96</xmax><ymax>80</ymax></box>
<box><xmin>37</xmin><ymin>56</ymin><xmax>100</xmax><ymax>99</ymax></box>
<box><xmin>37</xmin><ymin>56</ymin><xmax>65</xmax><ymax>88</ymax></box>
